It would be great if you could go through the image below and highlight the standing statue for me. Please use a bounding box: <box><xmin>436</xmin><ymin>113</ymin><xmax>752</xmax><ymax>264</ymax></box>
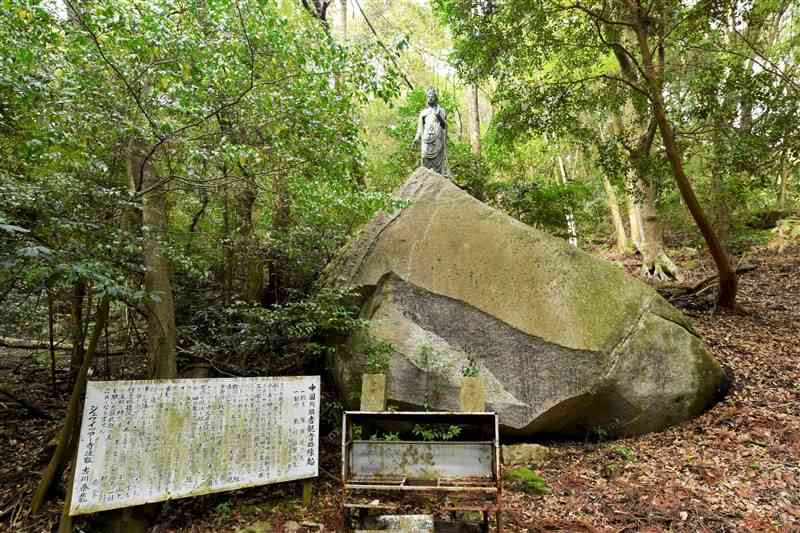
<box><xmin>412</xmin><ymin>87</ymin><xmax>447</xmax><ymax>175</ymax></box>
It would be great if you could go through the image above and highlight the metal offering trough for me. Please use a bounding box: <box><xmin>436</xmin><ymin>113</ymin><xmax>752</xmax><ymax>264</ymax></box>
<box><xmin>341</xmin><ymin>411</ymin><xmax>502</xmax><ymax>531</ymax></box>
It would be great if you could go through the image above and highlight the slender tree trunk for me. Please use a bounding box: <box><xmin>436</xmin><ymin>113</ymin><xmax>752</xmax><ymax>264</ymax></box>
<box><xmin>130</xmin><ymin>141</ymin><xmax>177</xmax><ymax>379</ymax></box>
<box><xmin>555</xmin><ymin>152</ymin><xmax>578</xmax><ymax>246</ymax></box>
<box><xmin>597</xmin><ymin>124</ymin><xmax>628</xmax><ymax>253</ymax></box>
<box><xmin>222</xmin><ymin>183</ymin><xmax>233</xmax><ymax>307</ymax></box>
<box><xmin>710</xmin><ymin>168</ymin><xmax>731</xmax><ymax>245</ymax></box>
<box><xmin>602</xmin><ymin>174</ymin><xmax>627</xmax><ymax>254</ymax></box>
<box><xmin>57</xmin><ymin>436</ymin><xmax>79</xmax><ymax>533</ymax></box>
<box><xmin>338</xmin><ymin>0</ymin><xmax>347</xmax><ymax>40</ymax></box>
<box><xmin>631</xmin><ymin>162</ymin><xmax>678</xmax><ymax>279</ymax></box>
<box><xmin>627</xmin><ymin>5</ymin><xmax>737</xmax><ymax>308</ymax></box>
<box><xmin>237</xmin><ymin>185</ymin><xmax>263</xmax><ymax>303</ymax></box>
<box><xmin>709</xmin><ymin>114</ymin><xmax>733</xmax><ymax>245</ymax></box>
<box><xmin>143</xmin><ymin>192</ymin><xmax>177</xmax><ymax>378</ymax></box>
<box><xmin>67</xmin><ymin>280</ymin><xmax>86</xmax><ymax>386</ymax></box>
<box><xmin>626</xmin><ymin>188</ymin><xmax>644</xmax><ymax>251</ymax></box>
<box><xmin>777</xmin><ymin>160</ymin><xmax>790</xmax><ymax>211</ymax></box>
<box><xmin>469</xmin><ymin>84</ymin><xmax>481</xmax><ymax>156</ymax></box>
<box><xmin>47</xmin><ymin>288</ymin><xmax>57</xmax><ymax>394</ymax></box>
<box><xmin>32</xmin><ymin>298</ymin><xmax>110</xmax><ymax>515</ymax></box>
<box><xmin>120</xmin><ymin>140</ymin><xmax>142</xmax><ymax>384</ymax></box>
<box><xmin>264</xmin><ymin>174</ymin><xmax>291</xmax><ymax>306</ymax></box>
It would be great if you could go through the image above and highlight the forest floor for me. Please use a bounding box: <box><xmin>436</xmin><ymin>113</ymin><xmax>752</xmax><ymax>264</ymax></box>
<box><xmin>1</xmin><ymin>244</ymin><xmax>798</xmax><ymax>532</ymax></box>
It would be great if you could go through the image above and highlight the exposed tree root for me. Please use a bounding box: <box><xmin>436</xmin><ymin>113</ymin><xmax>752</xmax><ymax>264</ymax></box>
<box><xmin>641</xmin><ymin>252</ymin><xmax>682</xmax><ymax>282</ymax></box>
<box><xmin>659</xmin><ymin>265</ymin><xmax>757</xmax><ymax>312</ymax></box>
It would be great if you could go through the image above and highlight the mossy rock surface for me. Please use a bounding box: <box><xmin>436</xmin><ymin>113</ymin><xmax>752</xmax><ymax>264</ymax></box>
<box><xmin>326</xmin><ymin>167</ymin><xmax>726</xmax><ymax>436</ymax></box>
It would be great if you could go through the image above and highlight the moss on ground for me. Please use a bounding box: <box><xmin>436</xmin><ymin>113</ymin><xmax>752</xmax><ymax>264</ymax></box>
<box><xmin>504</xmin><ymin>466</ymin><xmax>550</xmax><ymax>495</ymax></box>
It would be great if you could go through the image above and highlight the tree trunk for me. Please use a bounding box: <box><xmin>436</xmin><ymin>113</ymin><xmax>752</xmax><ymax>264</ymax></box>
<box><xmin>469</xmin><ymin>84</ymin><xmax>481</xmax><ymax>156</ymax></box>
<box><xmin>555</xmin><ymin>151</ymin><xmax>578</xmax><ymax>246</ymax></box>
<box><xmin>777</xmin><ymin>160</ymin><xmax>790</xmax><ymax>211</ymax></box>
<box><xmin>121</xmin><ymin>140</ymin><xmax>142</xmax><ymax>384</ymax></box>
<box><xmin>67</xmin><ymin>280</ymin><xmax>86</xmax><ymax>387</ymax></box>
<box><xmin>627</xmin><ymin>4</ymin><xmax>737</xmax><ymax>308</ymax></box>
<box><xmin>338</xmin><ymin>0</ymin><xmax>347</xmax><ymax>41</ymax></box>
<box><xmin>57</xmin><ymin>412</ymin><xmax>83</xmax><ymax>533</ymax></box>
<box><xmin>48</xmin><ymin>288</ymin><xmax>57</xmax><ymax>394</ymax></box>
<box><xmin>100</xmin><ymin>142</ymin><xmax>179</xmax><ymax>533</ymax></box>
<box><xmin>639</xmin><ymin>177</ymin><xmax>680</xmax><ymax>280</ymax></box>
<box><xmin>237</xmin><ymin>185</ymin><xmax>263</xmax><ymax>303</ymax></box>
<box><xmin>223</xmin><ymin>183</ymin><xmax>233</xmax><ymax>307</ymax></box>
<box><xmin>710</xmin><ymin>168</ymin><xmax>731</xmax><ymax>245</ymax></box>
<box><xmin>626</xmin><ymin>188</ymin><xmax>644</xmax><ymax>251</ymax></box>
<box><xmin>32</xmin><ymin>297</ymin><xmax>110</xmax><ymax>515</ymax></box>
<box><xmin>601</xmin><ymin>174</ymin><xmax>627</xmax><ymax>254</ymax></box>
<box><xmin>609</xmin><ymin>34</ymin><xmax>678</xmax><ymax>272</ymax></box>
<box><xmin>131</xmin><ymin>141</ymin><xmax>177</xmax><ymax>380</ymax></box>
<box><xmin>264</xmin><ymin>174</ymin><xmax>292</xmax><ymax>306</ymax></box>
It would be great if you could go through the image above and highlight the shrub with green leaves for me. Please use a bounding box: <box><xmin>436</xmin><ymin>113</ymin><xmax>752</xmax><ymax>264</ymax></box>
<box><xmin>462</xmin><ymin>357</ymin><xmax>480</xmax><ymax>378</ymax></box>
<box><xmin>178</xmin><ymin>287</ymin><xmax>366</xmax><ymax>375</ymax></box>
<box><xmin>364</xmin><ymin>339</ymin><xmax>394</xmax><ymax>374</ymax></box>
<box><xmin>411</xmin><ymin>423</ymin><xmax>462</xmax><ymax>441</ymax></box>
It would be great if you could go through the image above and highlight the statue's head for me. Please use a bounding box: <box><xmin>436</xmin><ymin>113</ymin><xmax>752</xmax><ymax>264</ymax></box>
<box><xmin>426</xmin><ymin>87</ymin><xmax>438</xmax><ymax>106</ymax></box>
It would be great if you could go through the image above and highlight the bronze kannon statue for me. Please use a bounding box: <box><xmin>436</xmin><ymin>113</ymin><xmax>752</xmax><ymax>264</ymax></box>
<box><xmin>412</xmin><ymin>87</ymin><xmax>447</xmax><ymax>175</ymax></box>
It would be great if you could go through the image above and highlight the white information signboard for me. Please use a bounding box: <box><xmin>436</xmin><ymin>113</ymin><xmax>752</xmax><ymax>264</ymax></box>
<box><xmin>69</xmin><ymin>376</ymin><xmax>320</xmax><ymax>516</ymax></box>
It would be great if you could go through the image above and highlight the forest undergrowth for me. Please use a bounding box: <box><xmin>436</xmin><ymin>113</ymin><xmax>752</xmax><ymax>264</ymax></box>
<box><xmin>1</xmin><ymin>245</ymin><xmax>798</xmax><ymax>533</ymax></box>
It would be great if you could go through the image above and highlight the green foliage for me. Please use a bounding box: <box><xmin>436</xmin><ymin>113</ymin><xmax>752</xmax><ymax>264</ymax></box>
<box><xmin>504</xmin><ymin>467</ymin><xmax>550</xmax><ymax>495</ymax></box>
<box><xmin>214</xmin><ymin>501</ymin><xmax>233</xmax><ymax>519</ymax></box>
<box><xmin>601</xmin><ymin>445</ymin><xmax>637</xmax><ymax>479</ymax></box>
<box><xmin>356</xmin><ymin>421</ymin><xmax>462</xmax><ymax>442</ymax></box>
<box><xmin>589</xmin><ymin>425</ymin><xmax>611</xmax><ymax>442</ymax></box>
<box><xmin>0</xmin><ymin>0</ymin><xmax>403</xmax><ymax>369</ymax></box>
<box><xmin>369</xmin><ymin>431</ymin><xmax>400</xmax><ymax>441</ymax></box>
<box><xmin>178</xmin><ymin>287</ymin><xmax>366</xmax><ymax>374</ymax></box>
<box><xmin>416</xmin><ymin>343</ymin><xmax>449</xmax><ymax>410</ymax></box>
<box><xmin>461</xmin><ymin>357</ymin><xmax>479</xmax><ymax>378</ymax></box>
<box><xmin>489</xmin><ymin>178</ymin><xmax>599</xmax><ymax>241</ymax></box>
<box><xmin>363</xmin><ymin>338</ymin><xmax>394</xmax><ymax>374</ymax></box>
<box><xmin>417</xmin><ymin>343</ymin><xmax>451</xmax><ymax>375</ymax></box>
<box><xmin>320</xmin><ymin>398</ymin><xmax>344</xmax><ymax>432</ymax></box>
<box><xmin>446</xmin><ymin>140</ymin><xmax>488</xmax><ymax>200</ymax></box>
<box><xmin>434</xmin><ymin>0</ymin><xmax>799</xmax><ymax>261</ymax></box>
<box><xmin>411</xmin><ymin>423</ymin><xmax>462</xmax><ymax>441</ymax></box>
<box><xmin>611</xmin><ymin>446</ymin><xmax>636</xmax><ymax>460</ymax></box>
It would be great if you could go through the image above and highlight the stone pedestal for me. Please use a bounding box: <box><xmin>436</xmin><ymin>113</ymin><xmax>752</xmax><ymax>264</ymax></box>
<box><xmin>360</xmin><ymin>373</ymin><xmax>386</xmax><ymax>411</ymax></box>
<box><xmin>459</xmin><ymin>377</ymin><xmax>486</xmax><ymax>412</ymax></box>
<box><xmin>502</xmin><ymin>443</ymin><xmax>551</xmax><ymax>465</ymax></box>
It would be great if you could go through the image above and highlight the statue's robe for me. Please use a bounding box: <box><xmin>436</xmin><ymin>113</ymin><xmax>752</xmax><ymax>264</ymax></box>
<box><xmin>416</xmin><ymin>105</ymin><xmax>447</xmax><ymax>174</ymax></box>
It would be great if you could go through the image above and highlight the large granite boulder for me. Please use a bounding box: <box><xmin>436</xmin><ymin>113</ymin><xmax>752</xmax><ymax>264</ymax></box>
<box><xmin>326</xmin><ymin>168</ymin><xmax>726</xmax><ymax>436</ymax></box>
